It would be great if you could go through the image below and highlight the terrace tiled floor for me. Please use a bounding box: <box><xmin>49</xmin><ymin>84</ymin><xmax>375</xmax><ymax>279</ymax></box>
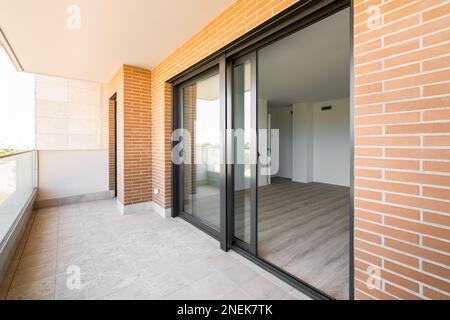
<box><xmin>0</xmin><ymin>198</ymin><xmax>310</xmax><ymax>300</ymax></box>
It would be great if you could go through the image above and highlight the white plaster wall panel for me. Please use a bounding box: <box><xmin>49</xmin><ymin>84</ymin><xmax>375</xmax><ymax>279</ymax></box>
<box><xmin>68</xmin><ymin>103</ymin><xmax>97</xmax><ymax>119</ymax></box>
<box><xmin>35</xmin><ymin>75</ymin><xmax>68</xmax><ymax>102</ymax></box>
<box><xmin>35</xmin><ymin>77</ymin><xmax>109</xmax><ymax>201</ymax></box>
<box><xmin>36</xmin><ymin>117</ymin><xmax>68</xmax><ymax>135</ymax></box>
<box><xmin>68</xmin><ymin>119</ymin><xmax>97</xmax><ymax>135</ymax></box>
<box><xmin>36</xmin><ymin>134</ymin><xmax>68</xmax><ymax>150</ymax></box>
<box><xmin>100</xmin><ymin>85</ymin><xmax>109</xmax><ymax>149</ymax></box>
<box><xmin>68</xmin><ymin>82</ymin><xmax>101</xmax><ymax>105</ymax></box>
<box><xmin>35</xmin><ymin>74</ymin><xmax>106</xmax><ymax>150</ymax></box>
<box><xmin>69</xmin><ymin>78</ymin><xmax>100</xmax><ymax>89</ymax></box>
<box><xmin>68</xmin><ymin>135</ymin><xmax>99</xmax><ymax>150</ymax></box>
<box><xmin>35</xmin><ymin>100</ymin><xmax>68</xmax><ymax>118</ymax></box>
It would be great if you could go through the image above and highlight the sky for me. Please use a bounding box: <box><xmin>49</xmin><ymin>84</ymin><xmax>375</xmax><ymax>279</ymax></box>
<box><xmin>0</xmin><ymin>46</ymin><xmax>35</xmax><ymax>150</ymax></box>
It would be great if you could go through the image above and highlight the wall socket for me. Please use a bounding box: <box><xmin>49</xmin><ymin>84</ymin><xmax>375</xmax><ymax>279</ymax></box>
<box><xmin>153</xmin><ymin>188</ymin><xmax>160</xmax><ymax>195</ymax></box>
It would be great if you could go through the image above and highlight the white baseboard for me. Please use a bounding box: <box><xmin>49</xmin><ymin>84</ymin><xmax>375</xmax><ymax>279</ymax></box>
<box><xmin>116</xmin><ymin>200</ymin><xmax>171</xmax><ymax>218</ymax></box>
<box><xmin>35</xmin><ymin>190</ymin><xmax>115</xmax><ymax>209</ymax></box>
<box><xmin>117</xmin><ymin>201</ymin><xmax>153</xmax><ymax>215</ymax></box>
<box><xmin>152</xmin><ymin>202</ymin><xmax>172</xmax><ymax>219</ymax></box>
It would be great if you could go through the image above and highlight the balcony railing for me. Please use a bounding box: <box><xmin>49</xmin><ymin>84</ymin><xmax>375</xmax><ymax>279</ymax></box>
<box><xmin>0</xmin><ymin>150</ymin><xmax>37</xmax><ymax>247</ymax></box>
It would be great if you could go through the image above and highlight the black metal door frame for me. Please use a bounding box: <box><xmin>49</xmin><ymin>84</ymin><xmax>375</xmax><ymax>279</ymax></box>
<box><xmin>110</xmin><ymin>93</ymin><xmax>118</xmax><ymax>198</ymax></box>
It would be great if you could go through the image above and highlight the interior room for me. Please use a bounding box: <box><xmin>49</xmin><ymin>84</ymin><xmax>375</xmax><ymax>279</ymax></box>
<box><xmin>257</xmin><ymin>8</ymin><xmax>351</xmax><ymax>299</ymax></box>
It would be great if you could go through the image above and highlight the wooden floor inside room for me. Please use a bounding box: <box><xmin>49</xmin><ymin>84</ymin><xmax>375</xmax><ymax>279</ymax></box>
<box><xmin>258</xmin><ymin>177</ymin><xmax>350</xmax><ymax>300</ymax></box>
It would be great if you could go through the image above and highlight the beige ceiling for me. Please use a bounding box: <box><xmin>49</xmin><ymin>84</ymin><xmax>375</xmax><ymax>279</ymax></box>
<box><xmin>0</xmin><ymin>0</ymin><xmax>234</xmax><ymax>83</ymax></box>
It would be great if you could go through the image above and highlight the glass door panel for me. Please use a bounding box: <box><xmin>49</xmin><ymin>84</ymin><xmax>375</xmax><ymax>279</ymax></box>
<box><xmin>181</xmin><ymin>70</ymin><xmax>221</xmax><ymax>232</ymax></box>
<box><xmin>232</xmin><ymin>53</ymin><xmax>257</xmax><ymax>254</ymax></box>
<box><xmin>255</xmin><ymin>8</ymin><xmax>351</xmax><ymax>299</ymax></box>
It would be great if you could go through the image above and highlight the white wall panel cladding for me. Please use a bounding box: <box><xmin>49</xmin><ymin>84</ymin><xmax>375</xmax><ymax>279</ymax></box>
<box><xmin>35</xmin><ymin>75</ymin><xmax>106</xmax><ymax>150</ymax></box>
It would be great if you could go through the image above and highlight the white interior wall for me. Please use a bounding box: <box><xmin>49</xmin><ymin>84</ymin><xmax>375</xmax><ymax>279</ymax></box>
<box><xmin>35</xmin><ymin>74</ymin><xmax>110</xmax><ymax>201</ymax></box>
<box><xmin>258</xmin><ymin>98</ymin><xmax>269</xmax><ymax>187</ymax></box>
<box><xmin>268</xmin><ymin>105</ymin><xmax>292</xmax><ymax>179</ymax></box>
<box><xmin>292</xmin><ymin>102</ymin><xmax>314</xmax><ymax>183</ymax></box>
<box><xmin>233</xmin><ymin>67</ymin><xmax>248</xmax><ymax>192</ymax></box>
<box><xmin>291</xmin><ymin>98</ymin><xmax>350</xmax><ymax>187</ymax></box>
<box><xmin>313</xmin><ymin>98</ymin><xmax>350</xmax><ymax>187</ymax></box>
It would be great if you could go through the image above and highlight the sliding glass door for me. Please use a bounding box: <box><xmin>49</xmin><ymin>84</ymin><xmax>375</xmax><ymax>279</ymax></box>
<box><xmin>178</xmin><ymin>67</ymin><xmax>222</xmax><ymax>234</ymax></box>
<box><xmin>227</xmin><ymin>7</ymin><xmax>350</xmax><ymax>300</ymax></box>
<box><xmin>174</xmin><ymin>4</ymin><xmax>351</xmax><ymax>300</ymax></box>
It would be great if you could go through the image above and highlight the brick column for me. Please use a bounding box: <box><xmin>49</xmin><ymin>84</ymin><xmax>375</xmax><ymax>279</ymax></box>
<box><xmin>108</xmin><ymin>65</ymin><xmax>152</xmax><ymax>214</ymax></box>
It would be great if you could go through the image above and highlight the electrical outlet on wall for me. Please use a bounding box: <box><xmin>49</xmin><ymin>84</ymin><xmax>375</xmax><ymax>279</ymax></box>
<box><xmin>153</xmin><ymin>188</ymin><xmax>160</xmax><ymax>195</ymax></box>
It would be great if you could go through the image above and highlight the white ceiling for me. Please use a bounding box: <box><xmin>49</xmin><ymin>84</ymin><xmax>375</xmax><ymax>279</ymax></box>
<box><xmin>0</xmin><ymin>0</ymin><xmax>234</xmax><ymax>83</ymax></box>
<box><xmin>259</xmin><ymin>8</ymin><xmax>350</xmax><ymax>107</ymax></box>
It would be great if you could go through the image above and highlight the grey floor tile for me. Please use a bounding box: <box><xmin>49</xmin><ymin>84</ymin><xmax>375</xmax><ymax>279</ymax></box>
<box><xmin>5</xmin><ymin>199</ymin><xmax>310</xmax><ymax>301</ymax></box>
<box><xmin>282</xmin><ymin>289</ymin><xmax>311</xmax><ymax>300</ymax></box>
<box><xmin>240</xmin><ymin>275</ymin><xmax>288</xmax><ymax>300</ymax></box>
<box><xmin>222</xmin><ymin>262</ymin><xmax>259</xmax><ymax>285</ymax></box>
<box><xmin>160</xmin><ymin>286</ymin><xmax>201</xmax><ymax>300</ymax></box>
<box><xmin>190</xmin><ymin>271</ymin><xmax>239</xmax><ymax>300</ymax></box>
<box><xmin>7</xmin><ymin>276</ymin><xmax>55</xmax><ymax>300</ymax></box>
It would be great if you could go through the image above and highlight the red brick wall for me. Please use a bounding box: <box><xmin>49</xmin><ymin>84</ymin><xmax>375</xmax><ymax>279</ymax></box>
<box><xmin>108</xmin><ymin>65</ymin><xmax>152</xmax><ymax>206</ymax></box>
<box><xmin>123</xmin><ymin>65</ymin><xmax>152</xmax><ymax>205</ymax></box>
<box><xmin>354</xmin><ymin>0</ymin><xmax>450</xmax><ymax>300</ymax></box>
